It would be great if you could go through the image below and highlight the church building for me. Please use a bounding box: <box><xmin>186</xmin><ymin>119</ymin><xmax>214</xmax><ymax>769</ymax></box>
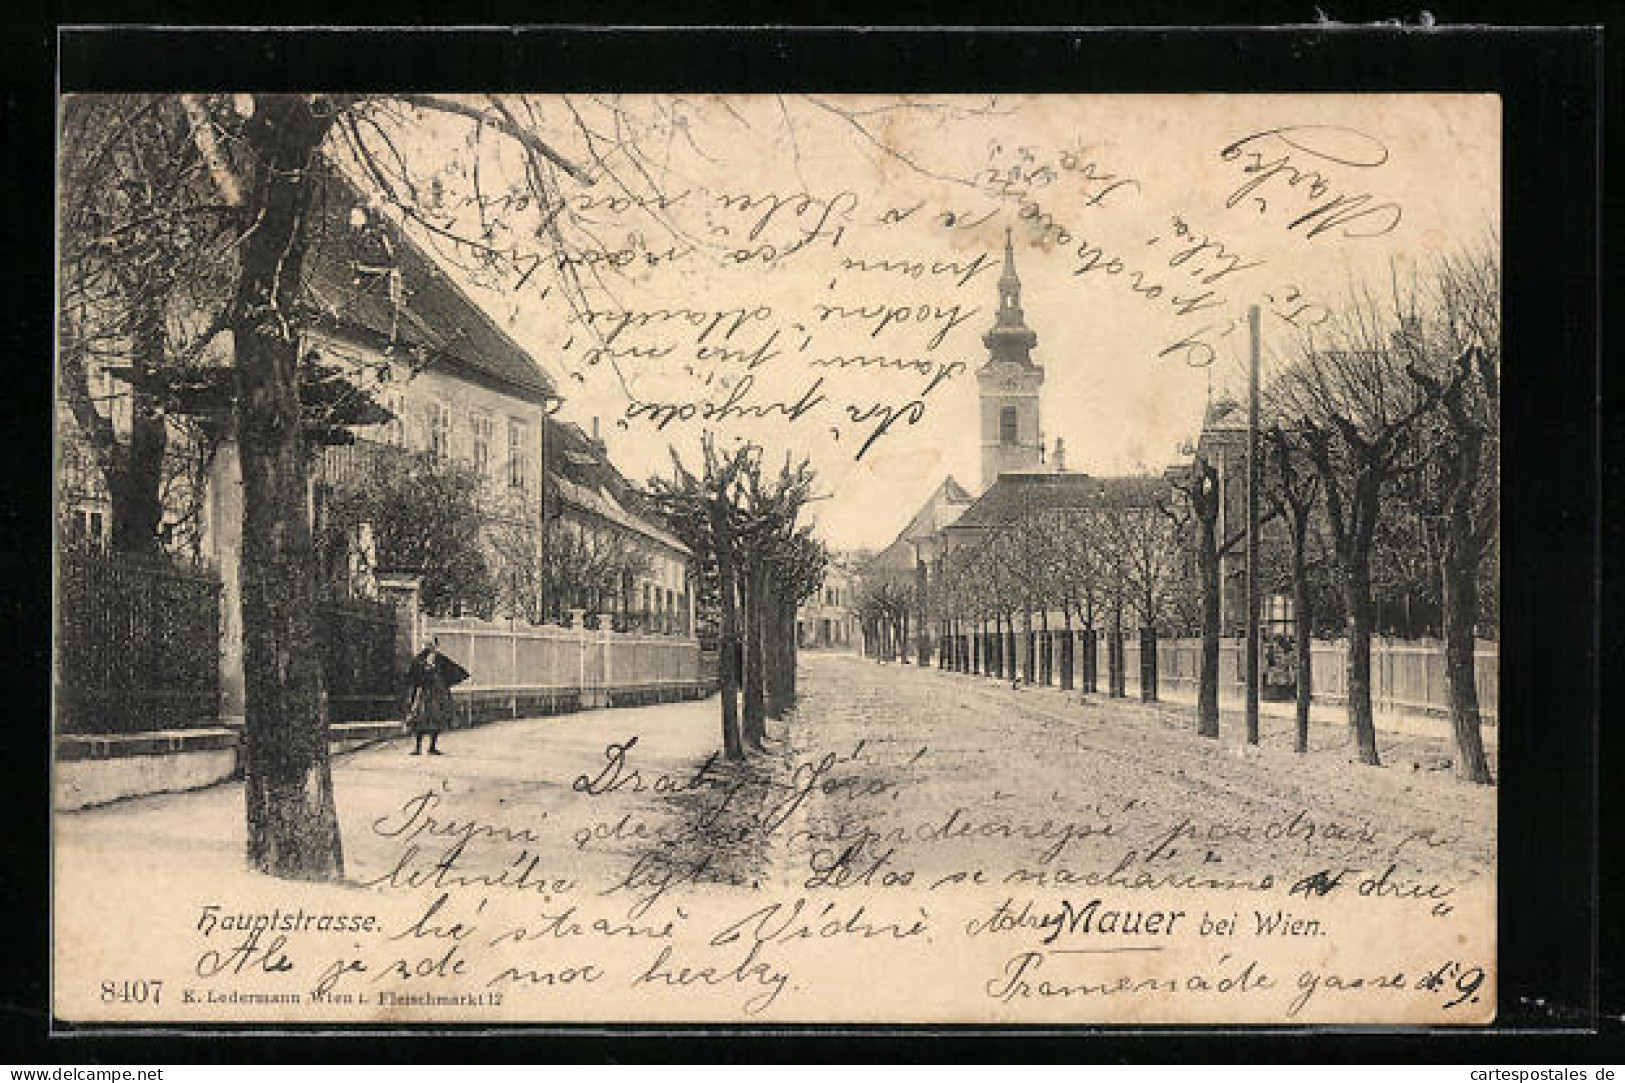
<box><xmin>978</xmin><ymin>230</ymin><xmax>1047</xmax><ymax>491</ymax></box>
<box><xmin>860</xmin><ymin>228</ymin><xmax>1175</xmax><ymax>664</ymax></box>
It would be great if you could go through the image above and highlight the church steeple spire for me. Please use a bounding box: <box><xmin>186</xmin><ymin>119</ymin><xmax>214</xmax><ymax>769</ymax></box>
<box><xmin>999</xmin><ymin>227</ymin><xmax>1020</xmax><ymax>290</ymax></box>
<box><xmin>983</xmin><ymin>228</ymin><xmax>1039</xmax><ymax>366</ymax></box>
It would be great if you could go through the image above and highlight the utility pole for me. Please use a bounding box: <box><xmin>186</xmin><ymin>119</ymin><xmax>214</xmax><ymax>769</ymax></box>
<box><xmin>1245</xmin><ymin>304</ymin><xmax>1261</xmax><ymax>745</ymax></box>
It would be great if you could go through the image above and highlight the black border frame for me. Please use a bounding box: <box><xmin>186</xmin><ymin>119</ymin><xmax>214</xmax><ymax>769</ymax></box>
<box><xmin>3</xmin><ymin>13</ymin><xmax>1610</xmax><ymax>1062</ymax></box>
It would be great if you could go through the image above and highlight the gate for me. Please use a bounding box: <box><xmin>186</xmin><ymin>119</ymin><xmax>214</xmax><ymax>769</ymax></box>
<box><xmin>316</xmin><ymin>593</ymin><xmax>400</xmax><ymax>722</ymax></box>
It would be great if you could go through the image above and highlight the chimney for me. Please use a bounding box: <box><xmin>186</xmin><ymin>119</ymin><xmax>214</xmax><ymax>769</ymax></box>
<box><xmin>590</xmin><ymin>416</ymin><xmax>606</xmax><ymax>453</ymax></box>
<box><xmin>1054</xmin><ymin>437</ymin><xmax>1066</xmax><ymax>473</ymax></box>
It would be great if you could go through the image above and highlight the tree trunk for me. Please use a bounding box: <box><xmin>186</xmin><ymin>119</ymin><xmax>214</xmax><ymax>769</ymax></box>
<box><xmin>1442</xmin><ymin>537</ymin><xmax>1492</xmax><ymax>783</ymax></box>
<box><xmin>1195</xmin><ymin>505</ymin><xmax>1222</xmax><ymax>738</ymax></box>
<box><xmin>1109</xmin><ymin>605</ymin><xmax>1126</xmax><ymax>698</ymax></box>
<box><xmin>1140</xmin><ymin>625</ymin><xmax>1158</xmax><ymax>702</ymax></box>
<box><xmin>711</xmin><ymin>529</ymin><xmax>744</xmax><ymax>761</ymax></box>
<box><xmin>915</xmin><ymin>560</ymin><xmax>930</xmax><ymax>666</ymax></box>
<box><xmin>1059</xmin><ymin>609</ymin><xmax>1075</xmax><ymax>691</ymax></box>
<box><xmin>742</xmin><ymin>557</ymin><xmax>767</xmax><ymax>749</ymax></box>
<box><xmin>784</xmin><ymin>599</ymin><xmax>799</xmax><ymax>701</ymax></box>
<box><xmin>1021</xmin><ymin>609</ymin><xmax>1034</xmax><ymax>685</ymax></box>
<box><xmin>1290</xmin><ymin>517</ymin><xmax>1314</xmax><ymax>754</ymax></box>
<box><xmin>233</xmin><ymin>96</ymin><xmax>343</xmax><ymax>880</ymax></box>
<box><xmin>765</xmin><ymin>576</ymin><xmax>790</xmax><ymax>720</ymax></box>
<box><xmin>109</xmin><ymin>287</ymin><xmax>170</xmax><ymax>556</ymax></box>
<box><xmin>1341</xmin><ymin>557</ymin><xmax>1382</xmax><ymax>766</ymax></box>
<box><xmin>1039</xmin><ymin>609</ymin><xmax>1051</xmax><ymax>685</ymax></box>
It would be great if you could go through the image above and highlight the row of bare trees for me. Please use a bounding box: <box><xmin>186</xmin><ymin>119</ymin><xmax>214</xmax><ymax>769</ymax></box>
<box><xmin>56</xmin><ymin>92</ymin><xmax>991</xmax><ymax>879</ymax></box>
<box><xmin>1259</xmin><ymin>242</ymin><xmax>1500</xmax><ymax>783</ymax></box>
<box><xmin>648</xmin><ymin>436</ymin><xmax>828</xmax><ymax>761</ymax></box>
<box><xmin>874</xmin><ymin>243</ymin><xmax>1497</xmax><ymax>785</ymax></box>
<box><xmin>888</xmin><ymin>482</ymin><xmax>1185</xmax><ymax>691</ymax></box>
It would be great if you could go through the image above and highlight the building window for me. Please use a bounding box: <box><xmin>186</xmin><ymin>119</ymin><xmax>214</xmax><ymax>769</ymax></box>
<box><xmin>508</xmin><ymin>420</ymin><xmax>528</xmax><ymax>490</ymax></box>
<box><xmin>69</xmin><ymin>508</ymin><xmax>105</xmax><ymax>548</ymax></box>
<box><xmin>428</xmin><ymin>403</ymin><xmax>451</xmax><ymax>460</ymax></box>
<box><xmin>1000</xmin><ymin>405</ymin><xmax>1018</xmax><ymax>446</ymax></box>
<box><xmin>471</xmin><ymin>412</ymin><xmax>493</xmax><ymax>478</ymax></box>
<box><xmin>383</xmin><ymin>394</ymin><xmax>405</xmax><ymax>446</ymax></box>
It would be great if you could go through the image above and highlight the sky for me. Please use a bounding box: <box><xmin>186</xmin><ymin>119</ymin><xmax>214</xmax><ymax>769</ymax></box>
<box><xmin>371</xmin><ymin>94</ymin><xmax>1499</xmax><ymax>552</ymax></box>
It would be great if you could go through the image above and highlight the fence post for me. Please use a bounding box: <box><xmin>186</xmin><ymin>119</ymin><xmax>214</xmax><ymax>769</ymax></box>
<box><xmin>570</xmin><ymin>609</ymin><xmax>587</xmax><ymax>707</ymax></box>
<box><xmin>374</xmin><ymin>573</ymin><xmax>422</xmax><ymax>687</ymax></box>
<box><xmin>204</xmin><ymin>439</ymin><xmax>246</xmax><ymax>726</ymax></box>
<box><xmin>1140</xmin><ymin>627</ymin><xmax>1159</xmax><ymax>702</ymax></box>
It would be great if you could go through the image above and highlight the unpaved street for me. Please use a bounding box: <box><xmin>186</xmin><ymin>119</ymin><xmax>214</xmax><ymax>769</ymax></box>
<box><xmin>55</xmin><ymin>651</ymin><xmax>1496</xmax><ymax>1025</ymax></box>
<box><xmin>655</xmin><ymin>652</ymin><xmax>1496</xmax><ymax>899</ymax></box>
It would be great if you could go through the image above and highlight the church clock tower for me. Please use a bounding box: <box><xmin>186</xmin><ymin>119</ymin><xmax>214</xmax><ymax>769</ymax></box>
<box><xmin>977</xmin><ymin>229</ymin><xmax>1045</xmax><ymax>493</ymax></box>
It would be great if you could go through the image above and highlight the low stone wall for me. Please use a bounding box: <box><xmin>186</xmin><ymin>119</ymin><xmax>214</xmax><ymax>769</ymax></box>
<box><xmin>56</xmin><ymin>729</ymin><xmax>240</xmax><ymax>811</ymax></box>
<box><xmin>55</xmin><ymin>721</ymin><xmax>406</xmax><ymax>811</ymax></box>
<box><xmin>56</xmin><ymin>617</ymin><xmax>714</xmax><ymax>811</ymax></box>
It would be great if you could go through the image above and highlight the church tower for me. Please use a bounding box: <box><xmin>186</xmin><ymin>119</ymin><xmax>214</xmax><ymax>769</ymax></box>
<box><xmin>977</xmin><ymin>229</ymin><xmax>1045</xmax><ymax>493</ymax></box>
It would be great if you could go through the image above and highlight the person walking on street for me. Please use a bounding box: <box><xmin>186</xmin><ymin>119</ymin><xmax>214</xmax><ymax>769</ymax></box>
<box><xmin>404</xmin><ymin>637</ymin><xmax>470</xmax><ymax>756</ymax></box>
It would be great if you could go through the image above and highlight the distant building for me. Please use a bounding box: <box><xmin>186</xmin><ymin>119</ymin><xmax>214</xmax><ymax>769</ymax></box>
<box><xmin>861</xmin><ymin>228</ymin><xmax>1179</xmax><ymax>658</ymax></box>
<box><xmin>1190</xmin><ymin>395</ymin><xmax>1250</xmax><ymax>634</ymax></box>
<box><xmin>543</xmin><ymin>416</ymin><xmax>693</xmax><ymax>634</ymax></box>
<box><xmin>797</xmin><ymin>557</ymin><xmax>860</xmax><ymax>649</ymax></box>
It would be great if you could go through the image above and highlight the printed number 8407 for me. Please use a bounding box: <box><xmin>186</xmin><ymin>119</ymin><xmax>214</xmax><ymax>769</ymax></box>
<box><xmin>100</xmin><ymin>979</ymin><xmax>162</xmax><ymax>1004</ymax></box>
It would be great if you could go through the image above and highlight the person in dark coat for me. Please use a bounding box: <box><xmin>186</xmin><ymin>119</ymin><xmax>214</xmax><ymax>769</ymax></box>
<box><xmin>404</xmin><ymin>638</ymin><xmax>470</xmax><ymax>756</ymax></box>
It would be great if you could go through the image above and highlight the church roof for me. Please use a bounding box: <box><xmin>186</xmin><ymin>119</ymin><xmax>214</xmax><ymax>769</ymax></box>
<box><xmin>946</xmin><ymin>471</ymin><xmax>1169</xmax><ymax>533</ymax></box>
<box><xmin>862</xmin><ymin>475</ymin><xmax>976</xmax><ymax>578</ymax></box>
<box><xmin>892</xmin><ymin>475</ymin><xmax>975</xmax><ymax>543</ymax></box>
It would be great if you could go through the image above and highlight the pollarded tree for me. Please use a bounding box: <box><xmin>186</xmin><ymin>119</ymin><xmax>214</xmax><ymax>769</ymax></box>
<box><xmin>1270</xmin><ymin>277</ymin><xmax>1446</xmax><ymax>768</ymax></box>
<box><xmin>737</xmin><ymin>451</ymin><xmax>818</xmax><ymax>749</ymax></box>
<box><xmin>648</xmin><ymin>433</ymin><xmax>756</xmax><ymax>761</ymax></box>
<box><xmin>1396</xmin><ymin>239</ymin><xmax>1500</xmax><ymax>784</ymax></box>
<box><xmin>1263</xmin><ymin>426</ymin><xmax>1322</xmax><ymax>754</ymax></box>
<box><xmin>855</xmin><ymin>575</ymin><xmax>913</xmax><ymax>663</ymax></box>
<box><xmin>766</xmin><ymin>528</ymin><xmax>829</xmax><ymax>716</ymax></box>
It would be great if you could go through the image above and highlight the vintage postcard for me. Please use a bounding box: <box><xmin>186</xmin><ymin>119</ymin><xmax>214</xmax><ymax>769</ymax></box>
<box><xmin>54</xmin><ymin>91</ymin><xmax>1499</xmax><ymax>1025</ymax></box>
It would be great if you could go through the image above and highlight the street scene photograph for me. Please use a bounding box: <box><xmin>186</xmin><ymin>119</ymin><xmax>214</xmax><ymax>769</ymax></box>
<box><xmin>53</xmin><ymin>90</ymin><xmax>1500</xmax><ymax>1025</ymax></box>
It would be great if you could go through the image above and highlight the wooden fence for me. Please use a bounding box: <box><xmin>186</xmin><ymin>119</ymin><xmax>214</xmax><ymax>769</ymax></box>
<box><xmin>423</xmin><ymin>615</ymin><xmax>708</xmax><ymax>727</ymax></box>
<box><xmin>929</xmin><ymin>626</ymin><xmax>1498</xmax><ymax>722</ymax></box>
<box><xmin>1133</xmin><ymin>636</ymin><xmax>1499</xmax><ymax>721</ymax></box>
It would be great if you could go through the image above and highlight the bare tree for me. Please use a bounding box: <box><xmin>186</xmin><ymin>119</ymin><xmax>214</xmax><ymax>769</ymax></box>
<box><xmin>766</xmin><ymin>528</ymin><xmax>828</xmax><ymax>716</ymax></box>
<box><xmin>64</xmin><ymin>91</ymin><xmax>985</xmax><ymax>875</ymax></box>
<box><xmin>738</xmin><ymin>452</ymin><xmax>818</xmax><ymax>749</ymax></box>
<box><xmin>1264</xmin><ymin>427</ymin><xmax>1322</xmax><ymax>754</ymax></box>
<box><xmin>1170</xmin><ymin>454</ymin><xmax>1238</xmax><ymax>737</ymax></box>
<box><xmin>649</xmin><ymin>434</ymin><xmax>755</xmax><ymax>760</ymax></box>
<box><xmin>1096</xmin><ymin>480</ymin><xmax>1182</xmax><ymax>701</ymax></box>
<box><xmin>58</xmin><ymin>95</ymin><xmax>241</xmax><ymax>558</ymax></box>
<box><xmin>1271</xmin><ymin>278</ymin><xmax>1444</xmax><ymax>767</ymax></box>
<box><xmin>1397</xmin><ymin>240</ymin><xmax>1500</xmax><ymax>783</ymax></box>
